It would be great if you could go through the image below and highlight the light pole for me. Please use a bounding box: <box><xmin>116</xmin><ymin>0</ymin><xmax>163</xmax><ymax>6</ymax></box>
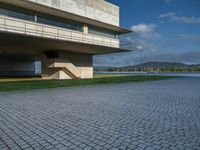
<box><xmin>137</xmin><ymin>46</ymin><xmax>143</xmax><ymax>72</ymax></box>
<box><xmin>140</xmin><ymin>49</ymin><xmax>143</xmax><ymax>72</ymax></box>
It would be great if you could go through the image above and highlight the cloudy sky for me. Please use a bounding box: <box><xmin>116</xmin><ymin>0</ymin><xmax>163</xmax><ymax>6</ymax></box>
<box><xmin>94</xmin><ymin>0</ymin><xmax>200</xmax><ymax>67</ymax></box>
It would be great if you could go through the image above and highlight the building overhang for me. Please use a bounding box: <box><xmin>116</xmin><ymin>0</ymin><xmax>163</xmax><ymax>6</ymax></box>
<box><xmin>0</xmin><ymin>0</ymin><xmax>132</xmax><ymax>34</ymax></box>
<box><xmin>0</xmin><ymin>31</ymin><xmax>131</xmax><ymax>55</ymax></box>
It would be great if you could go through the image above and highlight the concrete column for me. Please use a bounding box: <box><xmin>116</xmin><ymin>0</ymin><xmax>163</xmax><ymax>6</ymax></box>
<box><xmin>83</xmin><ymin>24</ymin><xmax>88</xmax><ymax>34</ymax></box>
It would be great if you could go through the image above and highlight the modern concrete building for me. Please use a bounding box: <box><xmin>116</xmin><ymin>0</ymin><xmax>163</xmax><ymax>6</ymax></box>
<box><xmin>0</xmin><ymin>0</ymin><xmax>131</xmax><ymax>79</ymax></box>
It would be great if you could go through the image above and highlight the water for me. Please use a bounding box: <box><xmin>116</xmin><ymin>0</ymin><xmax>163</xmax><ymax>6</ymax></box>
<box><xmin>95</xmin><ymin>72</ymin><xmax>200</xmax><ymax>77</ymax></box>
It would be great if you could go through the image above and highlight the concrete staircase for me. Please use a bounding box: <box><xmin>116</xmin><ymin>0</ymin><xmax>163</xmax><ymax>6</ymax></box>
<box><xmin>40</xmin><ymin>53</ymin><xmax>81</xmax><ymax>79</ymax></box>
<box><xmin>47</xmin><ymin>58</ymin><xmax>81</xmax><ymax>79</ymax></box>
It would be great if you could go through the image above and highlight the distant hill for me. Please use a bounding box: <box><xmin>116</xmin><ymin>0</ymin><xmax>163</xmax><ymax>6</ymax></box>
<box><xmin>124</xmin><ymin>62</ymin><xmax>189</xmax><ymax>68</ymax></box>
<box><xmin>95</xmin><ymin>62</ymin><xmax>200</xmax><ymax>72</ymax></box>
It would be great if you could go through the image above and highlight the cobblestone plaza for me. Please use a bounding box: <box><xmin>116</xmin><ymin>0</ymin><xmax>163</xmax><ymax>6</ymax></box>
<box><xmin>0</xmin><ymin>77</ymin><xmax>200</xmax><ymax>150</ymax></box>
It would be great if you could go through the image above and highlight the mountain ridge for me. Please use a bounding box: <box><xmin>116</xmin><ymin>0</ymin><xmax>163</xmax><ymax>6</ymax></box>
<box><xmin>94</xmin><ymin>61</ymin><xmax>200</xmax><ymax>72</ymax></box>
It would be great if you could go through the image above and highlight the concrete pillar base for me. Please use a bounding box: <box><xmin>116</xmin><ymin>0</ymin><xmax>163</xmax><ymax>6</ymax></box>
<box><xmin>40</xmin><ymin>51</ymin><xmax>93</xmax><ymax>80</ymax></box>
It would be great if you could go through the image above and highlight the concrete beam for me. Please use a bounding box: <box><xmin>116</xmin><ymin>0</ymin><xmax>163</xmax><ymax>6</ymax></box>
<box><xmin>0</xmin><ymin>31</ymin><xmax>129</xmax><ymax>55</ymax></box>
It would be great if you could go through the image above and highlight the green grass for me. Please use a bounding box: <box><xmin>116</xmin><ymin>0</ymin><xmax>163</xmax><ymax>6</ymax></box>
<box><xmin>94</xmin><ymin>74</ymin><xmax>131</xmax><ymax>78</ymax></box>
<box><xmin>0</xmin><ymin>76</ymin><xmax>176</xmax><ymax>92</ymax></box>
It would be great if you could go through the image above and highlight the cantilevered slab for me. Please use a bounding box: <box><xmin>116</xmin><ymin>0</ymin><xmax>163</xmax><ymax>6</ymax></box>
<box><xmin>0</xmin><ymin>31</ymin><xmax>130</xmax><ymax>55</ymax></box>
<box><xmin>0</xmin><ymin>0</ymin><xmax>131</xmax><ymax>34</ymax></box>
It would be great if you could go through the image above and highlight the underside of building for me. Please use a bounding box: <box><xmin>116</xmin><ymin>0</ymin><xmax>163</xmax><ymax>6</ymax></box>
<box><xmin>0</xmin><ymin>0</ymin><xmax>131</xmax><ymax>79</ymax></box>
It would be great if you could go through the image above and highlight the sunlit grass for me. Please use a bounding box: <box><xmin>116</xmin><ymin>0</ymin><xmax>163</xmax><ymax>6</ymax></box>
<box><xmin>0</xmin><ymin>77</ymin><xmax>42</xmax><ymax>82</ymax></box>
<box><xmin>94</xmin><ymin>74</ymin><xmax>130</xmax><ymax>78</ymax></box>
<box><xmin>0</xmin><ymin>75</ymin><xmax>176</xmax><ymax>92</ymax></box>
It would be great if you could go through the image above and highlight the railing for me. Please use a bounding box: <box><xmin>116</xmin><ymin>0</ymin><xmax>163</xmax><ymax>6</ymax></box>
<box><xmin>0</xmin><ymin>15</ymin><xmax>119</xmax><ymax>48</ymax></box>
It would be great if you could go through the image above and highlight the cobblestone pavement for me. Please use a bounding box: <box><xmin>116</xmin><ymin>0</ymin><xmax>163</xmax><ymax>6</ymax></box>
<box><xmin>0</xmin><ymin>77</ymin><xmax>200</xmax><ymax>150</ymax></box>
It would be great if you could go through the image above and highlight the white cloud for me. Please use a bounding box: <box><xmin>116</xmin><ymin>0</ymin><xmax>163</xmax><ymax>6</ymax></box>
<box><xmin>130</xmin><ymin>23</ymin><xmax>160</xmax><ymax>39</ymax></box>
<box><xmin>94</xmin><ymin>51</ymin><xmax>200</xmax><ymax>67</ymax></box>
<box><xmin>143</xmin><ymin>51</ymin><xmax>200</xmax><ymax>64</ymax></box>
<box><xmin>159</xmin><ymin>12</ymin><xmax>200</xmax><ymax>24</ymax></box>
<box><xmin>159</xmin><ymin>12</ymin><xmax>176</xmax><ymax>18</ymax></box>
<box><xmin>94</xmin><ymin>30</ymin><xmax>200</xmax><ymax>67</ymax></box>
<box><xmin>180</xmin><ymin>34</ymin><xmax>200</xmax><ymax>41</ymax></box>
<box><xmin>131</xmin><ymin>23</ymin><xmax>155</xmax><ymax>34</ymax></box>
<box><xmin>171</xmin><ymin>16</ymin><xmax>200</xmax><ymax>24</ymax></box>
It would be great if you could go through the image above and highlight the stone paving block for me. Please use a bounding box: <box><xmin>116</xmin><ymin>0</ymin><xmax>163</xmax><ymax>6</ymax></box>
<box><xmin>0</xmin><ymin>78</ymin><xmax>200</xmax><ymax>150</ymax></box>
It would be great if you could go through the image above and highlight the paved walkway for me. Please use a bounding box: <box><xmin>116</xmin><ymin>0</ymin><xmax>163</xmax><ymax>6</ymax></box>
<box><xmin>0</xmin><ymin>77</ymin><xmax>200</xmax><ymax>150</ymax></box>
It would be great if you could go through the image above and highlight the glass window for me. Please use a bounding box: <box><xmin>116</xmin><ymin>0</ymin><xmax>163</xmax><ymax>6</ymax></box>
<box><xmin>0</xmin><ymin>6</ymin><xmax>35</xmax><ymax>21</ymax></box>
<box><xmin>0</xmin><ymin>6</ymin><xmax>83</xmax><ymax>32</ymax></box>
<box><xmin>88</xmin><ymin>26</ymin><xmax>118</xmax><ymax>39</ymax></box>
<box><xmin>37</xmin><ymin>16</ymin><xmax>83</xmax><ymax>32</ymax></box>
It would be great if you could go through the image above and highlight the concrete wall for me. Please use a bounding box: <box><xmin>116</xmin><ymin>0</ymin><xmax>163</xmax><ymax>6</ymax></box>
<box><xmin>27</xmin><ymin>0</ymin><xmax>119</xmax><ymax>26</ymax></box>
<box><xmin>59</xmin><ymin>51</ymin><xmax>93</xmax><ymax>79</ymax></box>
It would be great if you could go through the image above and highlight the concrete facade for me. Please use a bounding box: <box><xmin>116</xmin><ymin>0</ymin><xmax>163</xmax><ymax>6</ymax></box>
<box><xmin>0</xmin><ymin>0</ymin><xmax>130</xmax><ymax>79</ymax></box>
<box><xmin>28</xmin><ymin>0</ymin><xmax>119</xmax><ymax>26</ymax></box>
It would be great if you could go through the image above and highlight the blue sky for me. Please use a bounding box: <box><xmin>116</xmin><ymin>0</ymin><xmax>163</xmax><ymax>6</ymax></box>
<box><xmin>94</xmin><ymin>0</ymin><xmax>200</xmax><ymax>66</ymax></box>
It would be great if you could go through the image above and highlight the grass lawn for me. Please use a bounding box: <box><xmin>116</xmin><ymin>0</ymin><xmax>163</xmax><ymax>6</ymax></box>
<box><xmin>0</xmin><ymin>75</ymin><xmax>176</xmax><ymax>92</ymax></box>
<box><xmin>94</xmin><ymin>74</ymin><xmax>132</xmax><ymax>78</ymax></box>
